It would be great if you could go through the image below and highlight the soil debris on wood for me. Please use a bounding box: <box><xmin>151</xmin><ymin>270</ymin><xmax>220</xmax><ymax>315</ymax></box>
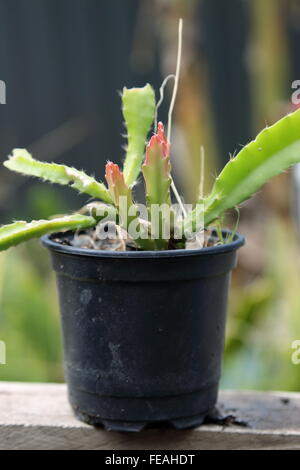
<box><xmin>204</xmin><ymin>407</ymin><xmax>249</xmax><ymax>428</ymax></box>
<box><xmin>280</xmin><ymin>397</ymin><xmax>290</xmax><ymax>405</ymax></box>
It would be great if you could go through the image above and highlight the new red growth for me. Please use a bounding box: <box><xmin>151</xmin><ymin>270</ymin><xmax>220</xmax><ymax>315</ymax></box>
<box><xmin>105</xmin><ymin>162</ymin><xmax>130</xmax><ymax>205</ymax></box>
<box><xmin>144</xmin><ymin>122</ymin><xmax>170</xmax><ymax>167</ymax></box>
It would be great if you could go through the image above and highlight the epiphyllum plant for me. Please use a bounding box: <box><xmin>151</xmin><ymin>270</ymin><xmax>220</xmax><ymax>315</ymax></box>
<box><xmin>1</xmin><ymin>22</ymin><xmax>300</xmax><ymax>250</ymax></box>
<box><xmin>2</xmin><ymin>92</ymin><xmax>300</xmax><ymax>251</ymax></box>
<box><xmin>4</xmin><ymin>19</ymin><xmax>300</xmax><ymax>434</ymax></box>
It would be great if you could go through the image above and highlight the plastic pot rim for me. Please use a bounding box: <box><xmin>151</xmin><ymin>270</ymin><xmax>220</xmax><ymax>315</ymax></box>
<box><xmin>41</xmin><ymin>229</ymin><xmax>245</xmax><ymax>259</ymax></box>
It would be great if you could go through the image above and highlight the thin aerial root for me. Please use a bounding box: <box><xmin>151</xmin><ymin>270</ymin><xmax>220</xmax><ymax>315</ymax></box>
<box><xmin>154</xmin><ymin>74</ymin><xmax>175</xmax><ymax>132</ymax></box>
<box><xmin>198</xmin><ymin>145</ymin><xmax>205</xmax><ymax>200</ymax></box>
<box><xmin>171</xmin><ymin>179</ymin><xmax>187</xmax><ymax>217</ymax></box>
<box><xmin>167</xmin><ymin>18</ymin><xmax>183</xmax><ymax>143</ymax></box>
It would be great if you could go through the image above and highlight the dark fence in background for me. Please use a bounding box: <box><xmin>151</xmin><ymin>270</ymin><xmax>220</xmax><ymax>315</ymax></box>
<box><xmin>0</xmin><ymin>0</ymin><xmax>292</xmax><ymax>220</ymax></box>
<box><xmin>0</xmin><ymin>0</ymin><xmax>162</xmax><ymax>219</ymax></box>
<box><xmin>199</xmin><ymin>0</ymin><xmax>252</xmax><ymax>166</ymax></box>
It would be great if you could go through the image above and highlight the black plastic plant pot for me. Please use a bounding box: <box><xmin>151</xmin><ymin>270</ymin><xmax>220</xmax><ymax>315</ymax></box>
<box><xmin>42</xmin><ymin>231</ymin><xmax>245</xmax><ymax>432</ymax></box>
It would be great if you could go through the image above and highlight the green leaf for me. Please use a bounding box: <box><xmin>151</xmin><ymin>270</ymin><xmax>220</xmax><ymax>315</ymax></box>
<box><xmin>205</xmin><ymin>109</ymin><xmax>300</xmax><ymax>224</ymax></box>
<box><xmin>105</xmin><ymin>161</ymin><xmax>155</xmax><ymax>250</ymax></box>
<box><xmin>186</xmin><ymin>108</ymin><xmax>300</xmax><ymax>229</ymax></box>
<box><xmin>142</xmin><ymin>124</ymin><xmax>171</xmax><ymax>208</ymax></box>
<box><xmin>4</xmin><ymin>149</ymin><xmax>113</xmax><ymax>204</ymax></box>
<box><xmin>122</xmin><ymin>84</ymin><xmax>156</xmax><ymax>186</ymax></box>
<box><xmin>142</xmin><ymin>123</ymin><xmax>171</xmax><ymax>249</ymax></box>
<box><xmin>0</xmin><ymin>214</ymin><xmax>96</xmax><ymax>251</ymax></box>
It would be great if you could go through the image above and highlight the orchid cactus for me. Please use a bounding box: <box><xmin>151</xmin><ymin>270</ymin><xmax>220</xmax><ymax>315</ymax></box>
<box><xmin>142</xmin><ymin>122</ymin><xmax>172</xmax><ymax>249</ymax></box>
<box><xmin>2</xmin><ymin>81</ymin><xmax>300</xmax><ymax>251</ymax></box>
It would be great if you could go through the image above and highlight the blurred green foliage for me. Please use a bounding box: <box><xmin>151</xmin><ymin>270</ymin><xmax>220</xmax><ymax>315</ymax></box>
<box><xmin>2</xmin><ymin>0</ymin><xmax>300</xmax><ymax>391</ymax></box>
<box><xmin>222</xmin><ymin>217</ymin><xmax>300</xmax><ymax>391</ymax></box>
<box><xmin>0</xmin><ymin>241</ymin><xmax>63</xmax><ymax>382</ymax></box>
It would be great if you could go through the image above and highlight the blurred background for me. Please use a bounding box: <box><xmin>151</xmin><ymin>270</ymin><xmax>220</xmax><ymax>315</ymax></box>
<box><xmin>1</xmin><ymin>0</ymin><xmax>300</xmax><ymax>390</ymax></box>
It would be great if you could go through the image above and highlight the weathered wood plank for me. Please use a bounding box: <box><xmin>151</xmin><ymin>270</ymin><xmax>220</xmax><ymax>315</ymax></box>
<box><xmin>0</xmin><ymin>382</ymin><xmax>300</xmax><ymax>450</ymax></box>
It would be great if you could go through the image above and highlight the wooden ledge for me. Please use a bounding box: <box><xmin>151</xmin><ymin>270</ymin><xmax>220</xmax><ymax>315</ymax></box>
<box><xmin>0</xmin><ymin>382</ymin><xmax>300</xmax><ymax>450</ymax></box>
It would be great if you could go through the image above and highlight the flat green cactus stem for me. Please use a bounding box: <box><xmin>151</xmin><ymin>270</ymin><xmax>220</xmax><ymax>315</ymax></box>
<box><xmin>142</xmin><ymin>122</ymin><xmax>172</xmax><ymax>249</ymax></box>
<box><xmin>122</xmin><ymin>84</ymin><xmax>156</xmax><ymax>186</ymax></box>
<box><xmin>105</xmin><ymin>161</ymin><xmax>155</xmax><ymax>250</ymax></box>
<box><xmin>0</xmin><ymin>214</ymin><xmax>96</xmax><ymax>251</ymax></box>
<box><xmin>185</xmin><ymin>108</ymin><xmax>300</xmax><ymax>232</ymax></box>
<box><xmin>4</xmin><ymin>149</ymin><xmax>113</xmax><ymax>204</ymax></box>
<box><xmin>142</xmin><ymin>122</ymin><xmax>171</xmax><ymax>207</ymax></box>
